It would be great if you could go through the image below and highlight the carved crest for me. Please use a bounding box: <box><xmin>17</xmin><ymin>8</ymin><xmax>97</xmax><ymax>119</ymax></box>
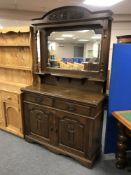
<box><xmin>33</xmin><ymin>6</ymin><xmax>112</xmax><ymax>24</ymax></box>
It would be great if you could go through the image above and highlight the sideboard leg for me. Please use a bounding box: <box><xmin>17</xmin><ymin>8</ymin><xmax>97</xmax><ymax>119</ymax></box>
<box><xmin>116</xmin><ymin>122</ymin><xmax>127</xmax><ymax>169</ymax></box>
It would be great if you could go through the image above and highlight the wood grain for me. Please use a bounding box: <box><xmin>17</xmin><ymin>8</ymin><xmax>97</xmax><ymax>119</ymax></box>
<box><xmin>112</xmin><ymin>111</ymin><xmax>131</xmax><ymax>130</ymax></box>
<box><xmin>23</xmin><ymin>6</ymin><xmax>112</xmax><ymax>168</ymax></box>
<box><xmin>0</xmin><ymin>26</ymin><xmax>30</xmax><ymax>33</ymax></box>
<box><xmin>0</xmin><ymin>27</ymin><xmax>33</xmax><ymax>137</ymax></box>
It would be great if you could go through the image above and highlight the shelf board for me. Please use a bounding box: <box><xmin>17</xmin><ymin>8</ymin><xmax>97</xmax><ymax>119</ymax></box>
<box><xmin>0</xmin><ymin>64</ymin><xmax>32</xmax><ymax>71</ymax></box>
<box><xmin>34</xmin><ymin>71</ymin><xmax>87</xmax><ymax>79</ymax></box>
<box><xmin>34</xmin><ymin>71</ymin><xmax>105</xmax><ymax>82</ymax></box>
<box><xmin>0</xmin><ymin>81</ymin><xmax>28</xmax><ymax>87</ymax></box>
<box><xmin>0</xmin><ymin>44</ymin><xmax>30</xmax><ymax>47</ymax></box>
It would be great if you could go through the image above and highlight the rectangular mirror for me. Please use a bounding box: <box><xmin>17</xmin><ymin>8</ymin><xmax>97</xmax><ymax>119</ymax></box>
<box><xmin>47</xmin><ymin>29</ymin><xmax>102</xmax><ymax>72</ymax></box>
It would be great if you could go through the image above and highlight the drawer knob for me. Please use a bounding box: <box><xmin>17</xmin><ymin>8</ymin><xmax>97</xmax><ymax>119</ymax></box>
<box><xmin>67</xmin><ymin>103</ymin><xmax>76</xmax><ymax>112</ymax></box>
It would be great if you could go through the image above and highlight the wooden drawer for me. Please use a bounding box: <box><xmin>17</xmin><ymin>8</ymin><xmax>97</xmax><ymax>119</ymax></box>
<box><xmin>24</xmin><ymin>93</ymin><xmax>53</xmax><ymax>107</ymax></box>
<box><xmin>54</xmin><ymin>99</ymin><xmax>91</xmax><ymax>116</ymax></box>
<box><xmin>1</xmin><ymin>91</ymin><xmax>19</xmax><ymax>104</ymax></box>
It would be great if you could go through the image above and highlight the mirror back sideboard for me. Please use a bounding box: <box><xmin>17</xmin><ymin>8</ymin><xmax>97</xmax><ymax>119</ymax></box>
<box><xmin>22</xmin><ymin>6</ymin><xmax>112</xmax><ymax>168</ymax></box>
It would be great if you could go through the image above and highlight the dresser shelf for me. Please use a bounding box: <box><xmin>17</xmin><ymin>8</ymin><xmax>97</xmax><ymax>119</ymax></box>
<box><xmin>34</xmin><ymin>71</ymin><xmax>105</xmax><ymax>82</ymax></box>
<box><xmin>0</xmin><ymin>44</ymin><xmax>30</xmax><ymax>47</ymax></box>
<box><xmin>0</xmin><ymin>64</ymin><xmax>32</xmax><ymax>71</ymax></box>
<box><xmin>0</xmin><ymin>27</ymin><xmax>33</xmax><ymax>137</ymax></box>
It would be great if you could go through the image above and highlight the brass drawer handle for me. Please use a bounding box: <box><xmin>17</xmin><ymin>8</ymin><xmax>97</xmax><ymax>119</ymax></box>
<box><xmin>67</xmin><ymin>103</ymin><xmax>76</xmax><ymax>112</ymax></box>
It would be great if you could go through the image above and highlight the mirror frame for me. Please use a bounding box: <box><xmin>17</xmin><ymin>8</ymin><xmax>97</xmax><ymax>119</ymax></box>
<box><xmin>32</xmin><ymin>6</ymin><xmax>112</xmax><ymax>81</ymax></box>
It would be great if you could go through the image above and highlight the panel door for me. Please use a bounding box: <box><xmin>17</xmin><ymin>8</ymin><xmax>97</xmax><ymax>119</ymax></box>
<box><xmin>2</xmin><ymin>102</ymin><xmax>22</xmax><ymax>136</ymax></box>
<box><xmin>24</xmin><ymin>102</ymin><xmax>53</xmax><ymax>143</ymax></box>
<box><xmin>55</xmin><ymin>110</ymin><xmax>89</xmax><ymax>156</ymax></box>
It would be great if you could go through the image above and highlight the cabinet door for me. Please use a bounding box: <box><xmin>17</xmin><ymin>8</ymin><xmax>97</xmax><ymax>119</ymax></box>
<box><xmin>55</xmin><ymin>110</ymin><xmax>88</xmax><ymax>156</ymax></box>
<box><xmin>2</xmin><ymin>102</ymin><xmax>22</xmax><ymax>136</ymax></box>
<box><xmin>24</xmin><ymin>103</ymin><xmax>53</xmax><ymax>143</ymax></box>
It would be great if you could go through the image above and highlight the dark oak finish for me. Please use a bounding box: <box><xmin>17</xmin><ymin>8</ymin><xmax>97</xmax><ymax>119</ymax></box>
<box><xmin>116</xmin><ymin>122</ymin><xmax>128</xmax><ymax>169</ymax></box>
<box><xmin>22</xmin><ymin>6</ymin><xmax>112</xmax><ymax>168</ymax></box>
<box><xmin>112</xmin><ymin>111</ymin><xmax>131</xmax><ymax>169</ymax></box>
<box><xmin>24</xmin><ymin>102</ymin><xmax>53</xmax><ymax>144</ymax></box>
<box><xmin>22</xmin><ymin>85</ymin><xmax>104</xmax><ymax>167</ymax></box>
<box><xmin>32</xmin><ymin>6</ymin><xmax>112</xmax><ymax>81</ymax></box>
<box><xmin>117</xmin><ymin>35</ymin><xmax>131</xmax><ymax>43</ymax></box>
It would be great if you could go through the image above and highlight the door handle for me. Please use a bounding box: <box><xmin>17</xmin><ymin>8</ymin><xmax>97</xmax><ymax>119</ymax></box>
<box><xmin>67</xmin><ymin>103</ymin><xmax>76</xmax><ymax>112</ymax></box>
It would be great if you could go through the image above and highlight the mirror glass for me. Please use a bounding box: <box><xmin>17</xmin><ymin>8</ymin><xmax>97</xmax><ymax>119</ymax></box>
<box><xmin>48</xmin><ymin>30</ymin><xmax>102</xmax><ymax>71</ymax></box>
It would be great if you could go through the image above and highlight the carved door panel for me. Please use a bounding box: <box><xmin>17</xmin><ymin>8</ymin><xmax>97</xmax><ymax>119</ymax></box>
<box><xmin>55</xmin><ymin>111</ymin><xmax>88</xmax><ymax>156</ymax></box>
<box><xmin>3</xmin><ymin>102</ymin><xmax>22</xmax><ymax>135</ymax></box>
<box><xmin>24</xmin><ymin>103</ymin><xmax>53</xmax><ymax>143</ymax></box>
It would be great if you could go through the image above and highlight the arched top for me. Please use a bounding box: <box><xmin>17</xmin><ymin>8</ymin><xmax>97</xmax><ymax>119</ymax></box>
<box><xmin>33</xmin><ymin>6</ymin><xmax>112</xmax><ymax>24</ymax></box>
<box><xmin>32</xmin><ymin>6</ymin><xmax>113</xmax><ymax>81</ymax></box>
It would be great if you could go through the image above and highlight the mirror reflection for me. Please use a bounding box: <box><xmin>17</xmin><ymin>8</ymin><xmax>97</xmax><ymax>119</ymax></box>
<box><xmin>48</xmin><ymin>30</ymin><xmax>102</xmax><ymax>71</ymax></box>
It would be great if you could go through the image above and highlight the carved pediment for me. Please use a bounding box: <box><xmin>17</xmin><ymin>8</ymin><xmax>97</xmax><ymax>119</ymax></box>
<box><xmin>46</xmin><ymin>6</ymin><xmax>89</xmax><ymax>22</ymax></box>
<box><xmin>33</xmin><ymin>6</ymin><xmax>112</xmax><ymax>24</ymax></box>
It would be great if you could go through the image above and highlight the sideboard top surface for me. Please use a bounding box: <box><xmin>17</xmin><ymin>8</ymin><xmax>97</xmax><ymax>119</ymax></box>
<box><xmin>22</xmin><ymin>84</ymin><xmax>104</xmax><ymax>105</ymax></box>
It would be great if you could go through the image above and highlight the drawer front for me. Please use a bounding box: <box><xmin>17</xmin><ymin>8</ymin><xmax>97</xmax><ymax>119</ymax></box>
<box><xmin>24</xmin><ymin>93</ymin><xmax>53</xmax><ymax>107</ymax></box>
<box><xmin>1</xmin><ymin>91</ymin><xmax>19</xmax><ymax>104</ymax></box>
<box><xmin>54</xmin><ymin>99</ymin><xmax>91</xmax><ymax>116</ymax></box>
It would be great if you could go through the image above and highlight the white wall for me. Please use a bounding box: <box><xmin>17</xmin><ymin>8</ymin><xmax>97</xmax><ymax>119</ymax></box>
<box><xmin>0</xmin><ymin>9</ymin><xmax>42</xmax><ymax>21</ymax></box>
<box><xmin>84</xmin><ymin>41</ymin><xmax>100</xmax><ymax>59</ymax></box>
<box><xmin>107</xmin><ymin>19</ymin><xmax>131</xmax><ymax>92</ymax></box>
<box><xmin>84</xmin><ymin>42</ymin><xmax>93</xmax><ymax>58</ymax></box>
<box><xmin>109</xmin><ymin>21</ymin><xmax>131</xmax><ymax>70</ymax></box>
<box><xmin>55</xmin><ymin>43</ymin><xmax>74</xmax><ymax>59</ymax></box>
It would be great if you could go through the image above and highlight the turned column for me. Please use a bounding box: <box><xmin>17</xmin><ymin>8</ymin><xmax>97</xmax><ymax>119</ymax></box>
<box><xmin>116</xmin><ymin>122</ymin><xmax>128</xmax><ymax>169</ymax></box>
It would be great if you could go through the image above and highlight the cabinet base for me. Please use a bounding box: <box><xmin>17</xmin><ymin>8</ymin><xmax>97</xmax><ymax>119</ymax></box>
<box><xmin>0</xmin><ymin>128</ymin><xmax>24</xmax><ymax>138</ymax></box>
<box><xmin>25</xmin><ymin>135</ymin><xmax>100</xmax><ymax>168</ymax></box>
